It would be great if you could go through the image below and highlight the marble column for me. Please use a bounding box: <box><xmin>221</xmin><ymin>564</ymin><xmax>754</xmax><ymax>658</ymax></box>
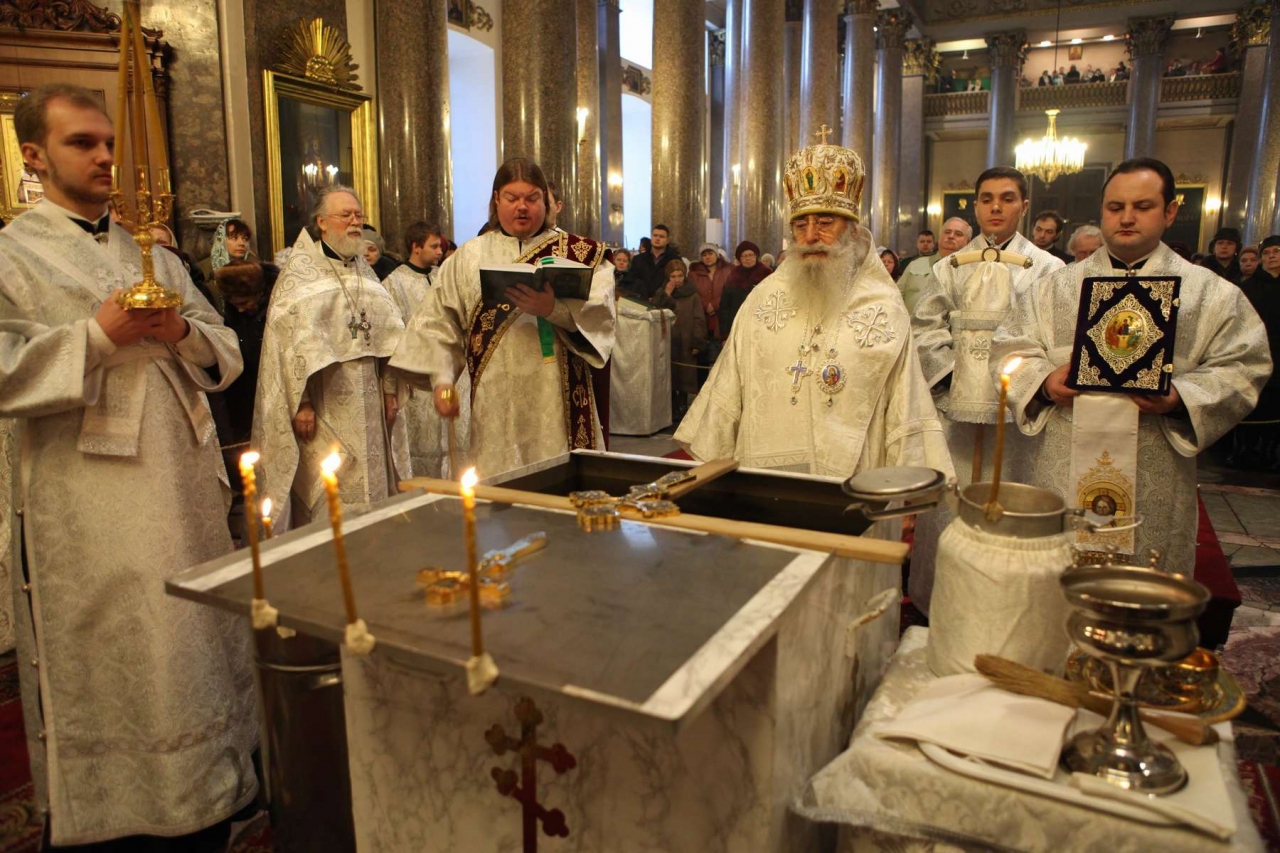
<box><xmin>503</xmin><ymin>0</ymin><xmax>578</xmax><ymax>232</ymax></box>
<box><xmin>784</xmin><ymin>5</ymin><xmax>803</xmax><ymax>155</ymax></box>
<box><xmin>709</xmin><ymin>29</ymin><xmax>727</xmax><ymax>221</ymax></box>
<box><xmin>898</xmin><ymin>39</ymin><xmax>935</xmax><ymax>250</ymax></box>
<box><xmin>375</xmin><ymin>0</ymin><xmax>452</xmax><ymax>253</ymax></box>
<box><xmin>1123</xmin><ymin>16</ymin><xmax>1173</xmax><ymax>161</ymax></box>
<box><xmin>652</xmin><ymin>0</ymin><xmax>706</xmax><ymax>255</ymax></box>
<box><xmin>1248</xmin><ymin>0</ymin><xmax>1280</xmax><ymax>243</ymax></box>
<box><xmin>871</xmin><ymin>9</ymin><xmax>911</xmax><ymax>247</ymax></box>
<box><xmin>597</xmin><ymin>0</ymin><xmax>624</xmax><ymax>244</ymax></box>
<box><xmin>738</xmin><ymin>0</ymin><xmax>787</xmax><ymax>252</ymax></box>
<box><xmin>800</xmin><ymin>0</ymin><xmax>841</xmax><ymax>146</ymax></box>
<box><xmin>722</xmin><ymin>0</ymin><xmax>744</xmax><ymax>248</ymax></box>
<box><xmin>985</xmin><ymin>30</ymin><xmax>1025</xmax><ymax>169</ymax></box>
<box><xmin>841</xmin><ymin>0</ymin><xmax>877</xmax><ymax>221</ymax></box>
<box><xmin>575</xmin><ymin>0</ymin><xmax>601</xmax><ymax>238</ymax></box>
<box><xmin>1223</xmin><ymin>5</ymin><xmax>1271</xmax><ymax>237</ymax></box>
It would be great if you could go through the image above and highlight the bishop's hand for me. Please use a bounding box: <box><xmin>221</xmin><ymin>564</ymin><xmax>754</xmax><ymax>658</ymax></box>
<box><xmin>293</xmin><ymin>403</ymin><xmax>316</xmax><ymax>441</ymax></box>
<box><xmin>434</xmin><ymin>384</ymin><xmax>461</xmax><ymax>418</ymax></box>
<box><xmin>507</xmin><ymin>282</ymin><xmax>556</xmax><ymax>318</ymax></box>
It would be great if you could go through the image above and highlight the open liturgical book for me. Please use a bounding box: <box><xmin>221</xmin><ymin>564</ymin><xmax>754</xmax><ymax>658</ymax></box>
<box><xmin>480</xmin><ymin>257</ymin><xmax>594</xmax><ymax>304</ymax></box>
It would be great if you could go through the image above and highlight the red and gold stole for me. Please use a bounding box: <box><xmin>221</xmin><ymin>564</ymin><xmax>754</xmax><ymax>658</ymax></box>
<box><xmin>466</xmin><ymin>231</ymin><xmax>608</xmax><ymax>451</ymax></box>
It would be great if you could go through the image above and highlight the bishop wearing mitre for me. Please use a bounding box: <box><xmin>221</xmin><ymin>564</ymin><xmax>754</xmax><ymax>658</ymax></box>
<box><xmin>253</xmin><ymin>185</ymin><xmax>411</xmax><ymax>529</ymax></box>
<box><xmin>391</xmin><ymin>158</ymin><xmax>615</xmax><ymax>477</ymax></box>
<box><xmin>0</xmin><ymin>84</ymin><xmax>257</xmax><ymax>847</ymax></box>
<box><xmin>676</xmin><ymin>134</ymin><xmax>951</xmax><ymax>477</ymax></box>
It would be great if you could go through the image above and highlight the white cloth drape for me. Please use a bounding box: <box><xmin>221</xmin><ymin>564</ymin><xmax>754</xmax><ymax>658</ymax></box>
<box><xmin>610</xmin><ymin>299</ymin><xmax>673</xmax><ymax>435</ymax></box>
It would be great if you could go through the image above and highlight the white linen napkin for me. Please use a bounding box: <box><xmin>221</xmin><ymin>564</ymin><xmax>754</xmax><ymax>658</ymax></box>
<box><xmin>872</xmin><ymin>673</ymin><xmax>1076</xmax><ymax>779</ymax></box>
<box><xmin>1067</xmin><ymin>711</ymin><xmax>1237</xmax><ymax>840</ymax></box>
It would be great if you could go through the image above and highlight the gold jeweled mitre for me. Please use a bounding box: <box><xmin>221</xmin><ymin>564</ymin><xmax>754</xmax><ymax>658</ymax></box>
<box><xmin>783</xmin><ymin>141</ymin><xmax>866</xmax><ymax>223</ymax></box>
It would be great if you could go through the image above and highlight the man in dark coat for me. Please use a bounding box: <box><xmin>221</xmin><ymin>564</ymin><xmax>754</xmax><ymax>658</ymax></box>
<box><xmin>624</xmin><ymin>223</ymin><xmax>681</xmax><ymax>301</ymax></box>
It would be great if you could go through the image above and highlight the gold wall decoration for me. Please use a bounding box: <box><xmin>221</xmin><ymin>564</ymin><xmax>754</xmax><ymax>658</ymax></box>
<box><xmin>263</xmin><ymin>68</ymin><xmax>378</xmax><ymax>254</ymax></box>
<box><xmin>621</xmin><ymin>63</ymin><xmax>652</xmax><ymax>96</ymax></box>
<box><xmin>0</xmin><ymin>93</ymin><xmax>41</xmax><ymax>222</ymax></box>
<box><xmin>469</xmin><ymin>3</ymin><xmax>494</xmax><ymax>32</ymax></box>
<box><xmin>0</xmin><ymin>0</ymin><xmax>135</xmax><ymax>34</ymax></box>
<box><xmin>272</xmin><ymin>17</ymin><xmax>361</xmax><ymax>92</ymax></box>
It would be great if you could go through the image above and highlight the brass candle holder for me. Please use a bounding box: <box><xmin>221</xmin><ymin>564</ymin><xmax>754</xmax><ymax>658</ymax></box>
<box><xmin>109</xmin><ymin>0</ymin><xmax>182</xmax><ymax>311</ymax></box>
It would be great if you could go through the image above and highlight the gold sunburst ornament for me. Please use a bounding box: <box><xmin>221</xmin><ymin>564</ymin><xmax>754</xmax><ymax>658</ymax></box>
<box><xmin>274</xmin><ymin>18</ymin><xmax>360</xmax><ymax>90</ymax></box>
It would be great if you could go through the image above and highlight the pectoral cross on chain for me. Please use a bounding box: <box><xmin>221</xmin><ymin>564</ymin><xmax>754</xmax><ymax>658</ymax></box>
<box><xmin>787</xmin><ymin>357</ymin><xmax>812</xmax><ymax>405</ymax></box>
<box><xmin>348</xmin><ymin>309</ymin><xmax>372</xmax><ymax>343</ymax></box>
<box><xmin>814</xmin><ymin>124</ymin><xmax>834</xmax><ymax>144</ymax></box>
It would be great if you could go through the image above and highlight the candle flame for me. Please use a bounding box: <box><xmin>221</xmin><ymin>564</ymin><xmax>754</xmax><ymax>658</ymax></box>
<box><xmin>461</xmin><ymin>468</ymin><xmax>479</xmax><ymax>491</ymax></box>
<box><xmin>240</xmin><ymin>450</ymin><xmax>260</xmax><ymax>467</ymax></box>
<box><xmin>322</xmin><ymin>451</ymin><xmax>341</xmax><ymax>474</ymax></box>
<box><xmin>1002</xmin><ymin>356</ymin><xmax>1023</xmax><ymax>376</ymax></box>
<box><xmin>261</xmin><ymin>497</ymin><xmax>273</xmax><ymax>517</ymax></box>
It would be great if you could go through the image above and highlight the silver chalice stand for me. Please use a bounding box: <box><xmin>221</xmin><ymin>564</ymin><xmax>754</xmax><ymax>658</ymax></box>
<box><xmin>1059</xmin><ymin>551</ymin><xmax>1210</xmax><ymax>794</ymax></box>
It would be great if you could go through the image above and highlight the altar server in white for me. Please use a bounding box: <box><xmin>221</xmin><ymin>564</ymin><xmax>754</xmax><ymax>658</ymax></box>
<box><xmin>391</xmin><ymin>158</ymin><xmax>616</xmax><ymax>477</ymax></box>
<box><xmin>992</xmin><ymin>157</ymin><xmax>1271</xmax><ymax>571</ymax></box>
<box><xmin>675</xmin><ymin>140</ymin><xmax>951</xmax><ymax>477</ymax></box>
<box><xmin>0</xmin><ymin>84</ymin><xmax>257</xmax><ymax>847</ymax></box>
<box><xmin>253</xmin><ymin>185</ymin><xmax>410</xmax><ymax>530</ymax></box>
<box><xmin>908</xmin><ymin>167</ymin><xmax>1064</xmax><ymax>614</ymax></box>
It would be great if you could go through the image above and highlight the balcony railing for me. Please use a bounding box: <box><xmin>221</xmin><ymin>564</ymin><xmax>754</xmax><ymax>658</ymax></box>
<box><xmin>1160</xmin><ymin>71</ymin><xmax>1242</xmax><ymax>102</ymax></box>
<box><xmin>1019</xmin><ymin>80</ymin><xmax>1128</xmax><ymax>111</ymax></box>
<box><xmin>924</xmin><ymin>89</ymin><xmax>989</xmax><ymax>118</ymax></box>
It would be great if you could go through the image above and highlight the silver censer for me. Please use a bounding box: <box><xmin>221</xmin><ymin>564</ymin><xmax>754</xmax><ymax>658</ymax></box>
<box><xmin>1059</xmin><ymin>550</ymin><xmax>1209</xmax><ymax>794</ymax></box>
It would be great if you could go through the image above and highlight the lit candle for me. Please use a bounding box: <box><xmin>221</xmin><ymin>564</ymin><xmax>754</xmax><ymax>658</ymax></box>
<box><xmin>261</xmin><ymin>497</ymin><xmax>274</xmax><ymax>540</ymax></box>
<box><xmin>321</xmin><ymin>451</ymin><xmax>376</xmax><ymax>654</ymax></box>
<box><xmin>460</xmin><ymin>468</ymin><xmax>498</xmax><ymax>694</ymax></box>
<box><xmin>238</xmin><ymin>451</ymin><xmax>265</xmax><ymax>602</ymax></box>
<box><xmin>987</xmin><ymin>356</ymin><xmax>1023</xmax><ymax>518</ymax></box>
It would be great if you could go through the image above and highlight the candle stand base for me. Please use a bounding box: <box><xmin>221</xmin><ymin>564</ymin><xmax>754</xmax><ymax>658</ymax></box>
<box><xmin>117</xmin><ymin>281</ymin><xmax>183</xmax><ymax>310</ymax></box>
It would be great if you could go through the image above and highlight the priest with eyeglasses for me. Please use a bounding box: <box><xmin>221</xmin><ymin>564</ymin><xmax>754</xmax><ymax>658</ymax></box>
<box><xmin>252</xmin><ymin>185</ymin><xmax>410</xmax><ymax>530</ymax></box>
<box><xmin>675</xmin><ymin>136</ymin><xmax>951</xmax><ymax>478</ymax></box>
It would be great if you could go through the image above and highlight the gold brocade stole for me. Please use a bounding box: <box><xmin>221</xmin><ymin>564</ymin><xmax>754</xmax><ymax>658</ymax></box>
<box><xmin>465</xmin><ymin>231</ymin><xmax>608</xmax><ymax>451</ymax></box>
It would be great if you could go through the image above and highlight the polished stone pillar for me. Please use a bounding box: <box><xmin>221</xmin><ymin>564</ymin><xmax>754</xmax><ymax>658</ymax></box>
<box><xmin>375</xmin><ymin>0</ymin><xmax>452</xmax><ymax>251</ymax></box>
<box><xmin>784</xmin><ymin>9</ymin><xmax>803</xmax><ymax>154</ymax></box>
<box><xmin>841</xmin><ymin>0</ymin><xmax>877</xmax><ymax>221</ymax></box>
<box><xmin>1223</xmin><ymin>5</ymin><xmax>1271</xmax><ymax>236</ymax></box>
<box><xmin>722</xmin><ymin>0</ymin><xmax>744</xmax><ymax>248</ymax></box>
<box><xmin>597</xmin><ymin>0</ymin><xmax>624</xmax><ymax>244</ymax></box>
<box><xmin>871</xmin><ymin>9</ymin><xmax>911</xmax><ymax>246</ymax></box>
<box><xmin>709</xmin><ymin>29</ymin><xmax>727</xmax><ymax>221</ymax></box>
<box><xmin>575</xmin><ymin>0</ymin><xmax>601</xmax><ymax>238</ymax></box>
<box><xmin>739</xmin><ymin>0</ymin><xmax>787</xmax><ymax>251</ymax></box>
<box><xmin>898</xmin><ymin>39</ymin><xmax>935</xmax><ymax>249</ymax></box>
<box><xmin>800</xmin><ymin>0</ymin><xmax>841</xmax><ymax>145</ymax></box>
<box><xmin>1123</xmin><ymin>16</ymin><xmax>1173</xmax><ymax>161</ymax></box>
<box><xmin>652</xmin><ymin>0</ymin><xmax>706</xmax><ymax>255</ymax></box>
<box><xmin>1250</xmin><ymin>0</ymin><xmax>1280</xmax><ymax>242</ymax></box>
<box><xmin>985</xmin><ymin>30</ymin><xmax>1025</xmax><ymax>169</ymax></box>
<box><xmin>503</xmin><ymin>0</ymin><xmax>578</xmax><ymax>232</ymax></box>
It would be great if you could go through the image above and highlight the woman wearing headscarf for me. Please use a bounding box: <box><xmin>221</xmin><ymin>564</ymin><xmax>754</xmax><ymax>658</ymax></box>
<box><xmin>650</xmin><ymin>258</ymin><xmax>708</xmax><ymax>421</ymax></box>
<box><xmin>718</xmin><ymin>240</ymin><xmax>771</xmax><ymax>340</ymax></box>
<box><xmin>687</xmin><ymin>242</ymin><xmax>732</xmax><ymax>341</ymax></box>
<box><xmin>878</xmin><ymin>246</ymin><xmax>901</xmax><ymax>281</ymax></box>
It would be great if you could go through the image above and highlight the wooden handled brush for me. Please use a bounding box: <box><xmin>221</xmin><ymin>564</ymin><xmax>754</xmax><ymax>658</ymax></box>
<box><xmin>974</xmin><ymin>654</ymin><xmax>1219</xmax><ymax>747</ymax></box>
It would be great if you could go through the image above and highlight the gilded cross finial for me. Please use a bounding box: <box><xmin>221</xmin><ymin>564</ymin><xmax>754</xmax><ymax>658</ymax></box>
<box><xmin>814</xmin><ymin>124</ymin><xmax>834</xmax><ymax>144</ymax></box>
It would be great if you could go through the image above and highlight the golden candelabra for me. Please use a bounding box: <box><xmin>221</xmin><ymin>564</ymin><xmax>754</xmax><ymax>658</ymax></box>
<box><xmin>109</xmin><ymin>0</ymin><xmax>182</xmax><ymax>310</ymax></box>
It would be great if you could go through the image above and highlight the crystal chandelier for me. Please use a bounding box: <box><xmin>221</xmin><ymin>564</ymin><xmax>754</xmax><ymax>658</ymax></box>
<box><xmin>1016</xmin><ymin>109</ymin><xmax>1087</xmax><ymax>184</ymax></box>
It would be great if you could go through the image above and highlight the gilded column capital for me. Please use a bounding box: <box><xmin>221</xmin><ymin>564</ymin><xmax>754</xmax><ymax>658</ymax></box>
<box><xmin>709</xmin><ymin>28</ymin><xmax>726</xmax><ymax>67</ymax></box>
<box><xmin>1231</xmin><ymin>4</ymin><xmax>1271</xmax><ymax>51</ymax></box>
<box><xmin>985</xmin><ymin>29</ymin><xmax>1027</xmax><ymax>70</ymax></box>
<box><xmin>845</xmin><ymin>0</ymin><xmax>879</xmax><ymax>15</ymax></box>
<box><xmin>875</xmin><ymin>9</ymin><xmax>912</xmax><ymax>51</ymax></box>
<box><xmin>1125</xmin><ymin>16</ymin><xmax>1174</xmax><ymax>59</ymax></box>
<box><xmin>902</xmin><ymin>37</ymin><xmax>939</xmax><ymax>81</ymax></box>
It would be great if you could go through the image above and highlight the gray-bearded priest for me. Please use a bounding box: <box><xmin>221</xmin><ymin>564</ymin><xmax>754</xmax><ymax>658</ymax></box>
<box><xmin>253</xmin><ymin>185</ymin><xmax>410</xmax><ymax>530</ymax></box>
<box><xmin>993</xmin><ymin>157</ymin><xmax>1271</xmax><ymax>570</ymax></box>
<box><xmin>1</xmin><ymin>85</ymin><xmax>257</xmax><ymax>847</ymax></box>
<box><xmin>675</xmin><ymin>140</ymin><xmax>951</xmax><ymax>477</ymax></box>
<box><xmin>391</xmin><ymin>158</ymin><xmax>615</xmax><ymax>477</ymax></box>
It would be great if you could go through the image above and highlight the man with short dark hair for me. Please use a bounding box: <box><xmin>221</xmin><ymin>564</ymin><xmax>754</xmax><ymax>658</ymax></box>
<box><xmin>1032</xmin><ymin>209</ymin><xmax>1073</xmax><ymax>264</ymax></box>
<box><xmin>898</xmin><ymin>229</ymin><xmax>937</xmax><ymax>270</ymax></box>
<box><xmin>993</xmin><ymin>156</ymin><xmax>1270</xmax><ymax>572</ymax></box>
<box><xmin>909</xmin><ymin>166</ymin><xmax>1064</xmax><ymax>614</ymax></box>
<box><xmin>0</xmin><ymin>83</ymin><xmax>257</xmax><ymax>848</ymax></box>
<box><xmin>624</xmin><ymin>223</ymin><xmax>681</xmax><ymax>300</ymax></box>
<box><xmin>1201</xmin><ymin>226</ymin><xmax>1243</xmax><ymax>283</ymax></box>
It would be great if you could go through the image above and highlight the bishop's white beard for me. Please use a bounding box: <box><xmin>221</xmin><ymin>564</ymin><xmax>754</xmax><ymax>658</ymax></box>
<box><xmin>780</xmin><ymin>228</ymin><xmax>865</xmax><ymax>323</ymax></box>
<box><xmin>324</xmin><ymin>229</ymin><xmax>365</xmax><ymax>260</ymax></box>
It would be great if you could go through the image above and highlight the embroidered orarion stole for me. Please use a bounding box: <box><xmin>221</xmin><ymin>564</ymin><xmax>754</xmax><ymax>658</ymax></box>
<box><xmin>466</xmin><ymin>231</ymin><xmax>608</xmax><ymax>450</ymax></box>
